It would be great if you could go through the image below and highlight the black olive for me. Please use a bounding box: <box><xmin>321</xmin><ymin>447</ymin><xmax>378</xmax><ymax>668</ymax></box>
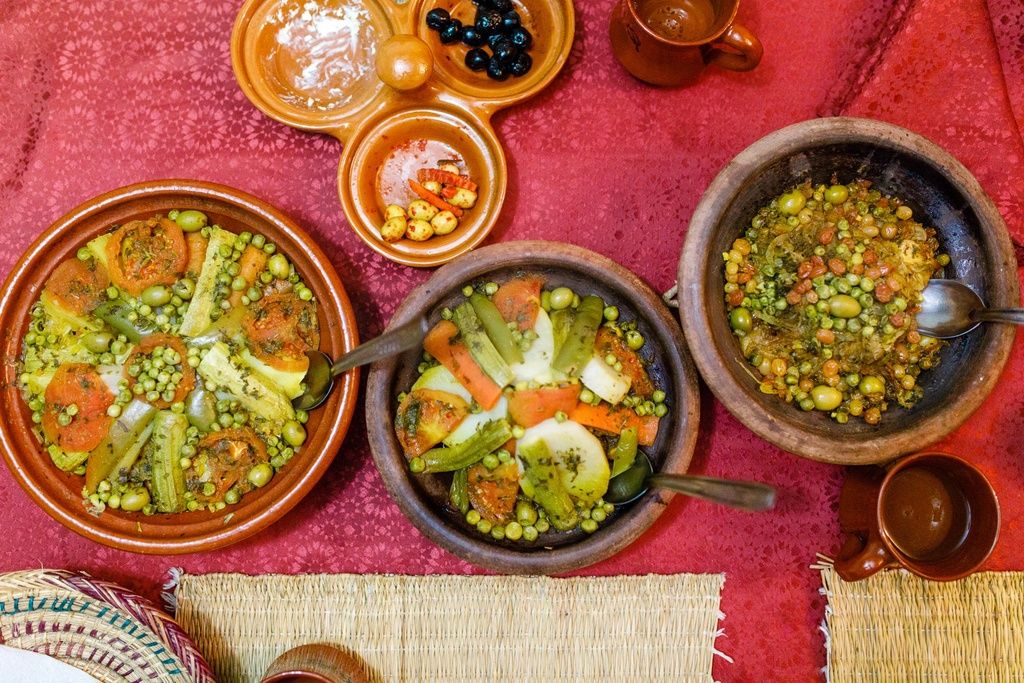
<box><xmin>508</xmin><ymin>51</ymin><xmax>532</xmax><ymax>77</ymax></box>
<box><xmin>475</xmin><ymin>9</ymin><xmax>503</xmax><ymax>34</ymax></box>
<box><xmin>487</xmin><ymin>32</ymin><xmax>506</xmax><ymax>49</ymax></box>
<box><xmin>486</xmin><ymin>57</ymin><xmax>509</xmax><ymax>81</ymax></box>
<box><xmin>492</xmin><ymin>38</ymin><xmax>517</xmax><ymax>64</ymax></box>
<box><xmin>508</xmin><ymin>26</ymin><xmax>532</xmax><ymax>50</ymax></box>
<box><xmin>491</xmin><ymin>0</ymin><xmax>513</xmax><ymax>12</ymax></box>
<box><xmin>461</xmin><ymin>26</ymin><xmax>486</xmax><ymax>47</ymax></box>
<box><xmin>439</xmin><ymin>19</ymin><xmax>463</xmax><ymax>44</ymax></box>
<box><xmin>425</xmin><ymin>8</ymin><xmax>451</xmax><ymax>30</ymax></box>
<box><xmin>501</xmin><ymin>11</ymin><xmax>521</xmax><ymax>30</ymax></box>
<box><xmin>465</xmin><ymin>48</ymin><xmax>490</xmax><ymax>71</ymax></box>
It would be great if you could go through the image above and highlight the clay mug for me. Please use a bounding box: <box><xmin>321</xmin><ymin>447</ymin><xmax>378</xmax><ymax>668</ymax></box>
<box><xmin>261</xmin><ymin>644</ymin><xmax>369</xmax><ymax>683</ymax></box>
<box><xmin>835</xmin><ymin>452</ymin><xmax>999</xmax><ymax>582</ymax></box>
<box><xmin>609</xmin><ymin>0</ymin><xmax>762</xmax><ymax>86</ymax></box>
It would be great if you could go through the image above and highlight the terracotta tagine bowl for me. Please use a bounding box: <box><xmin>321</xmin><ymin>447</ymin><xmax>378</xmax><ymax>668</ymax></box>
<box><xmin>365</xmin><ymin>241</ymin><xmax>701</xmax><ymax>574</ymax></box>
<box><xmin>678</xmin><ymin>117</ymin><xmax>1019</xmax><ymax>465</ymax></box>
<box><xmin>0</xmin><ymin>180</ymin><xmax>360</xmax><ymax>554</ymax></box>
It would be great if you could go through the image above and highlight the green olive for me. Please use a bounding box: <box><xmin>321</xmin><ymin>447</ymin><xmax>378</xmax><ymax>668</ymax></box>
<box><xmin>811</xmin><ymin>385</ymin><xmax>844</xmax><ymax>411</ymax></box>
<box><xmin>82</xmin><ymin>331</ymin><xmax>113</xmax><ymax>354</ymax></box>
<box><xmin>120</xmin><ymin>488</ymin><xmax>150</xmax><ymax>512</ymax></box>
<box><xmin>859</xmin><ymin>375</ymin><xmax>885</xmax><ymax>396</ymax></box>
<box><xmin>729</xmin><ymin>307</ymin><xmax>753</xmax><ymax>333</ymax></box>
<box><xmin>828</xmin><ymin>295</ymin><xmax>862</xmax><ymax>319</ymax></box>
<box><xmin>282</xmin><ymin>420</ymin><xmax>306</xmax><ymax>447</ymax></box>
<box><xmin>825</xmin><ymin>185</ymin><xmax>849</xmax><ymax>205</ymax></box>
<box><xmin>247</xmin><ymin>462</ymin><xmax>274</xmax><ymax>488</ymax></box>
<box><xmin>267</xmin><ymin>253</ymin><xmax>290</xmax><ymax>279</ymax></box>
<box><xmin>778</xmin><ymin>190</ymin><xmax>807</xmax><ymax>216</ymax></box>
<box><xmin>549</xmin><ymin>287</ymin><xmax>574</xmax><ymax>310</ymax></box>
<box><xmin>174</xmin><ymin>210</ymin><xmax>208</xmax><ymax>233</ymax></box>
<box><xmin>140</xmin><ymin>285</ymin><xmax>172</xmax><ymax>307</ymax></box>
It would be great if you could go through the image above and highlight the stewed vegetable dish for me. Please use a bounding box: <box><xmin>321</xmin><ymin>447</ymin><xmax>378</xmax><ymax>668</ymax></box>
<box><xmin>19</xmin><ymin>210</ymin><xmax>318</xmax><ymax>515</ymax></box>
<box><xmin>395</xmin><ymin>276</ymin><xmax>667</xmax><ymax>542</ymax></box>
<box><xmin>724</xmin><ymin>179</ymin><xmax>948</xmax><ymax>425</ymax></box>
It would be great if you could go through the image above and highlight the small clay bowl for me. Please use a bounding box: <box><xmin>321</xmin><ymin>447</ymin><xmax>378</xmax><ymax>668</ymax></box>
<box><xmin>366</xmin><ymin>241</ymin><xmax>701</xmax><ymax>574</ymax></box>
<box><xmin>0</xmin><ymin>180</ymin><xmax>360</xmax><ymax>554</ymax></box>
<box><xmin>231</xmin><ymin>0</ymin><xmax>575</xmax><ymax>267</ymax></box>
<box><xmin>678</xmin><ymin>117</ymin><xmax>1019</xmax><ymax>465</ymax></box>
<box><xmin>261</xmin><ymin>644</ymin><xmax>369</xmax><ymax>683</ymax></box>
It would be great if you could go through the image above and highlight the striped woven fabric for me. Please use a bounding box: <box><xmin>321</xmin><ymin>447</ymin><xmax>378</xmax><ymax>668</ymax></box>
<box><xmin>0</xmin><ymin>569</ymin><xmax>213</xmax><ymax>683</ymax></box>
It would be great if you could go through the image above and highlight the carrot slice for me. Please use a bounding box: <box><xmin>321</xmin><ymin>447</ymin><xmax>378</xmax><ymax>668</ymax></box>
<box><xmin>228</xmin><ymin>245</ymin><xmax>268</xmax><ymax>307</ymax></box>
<box><xmin>595</xmin><ymin>328</ymin><xmax>655</xmax><ymax>397</ymax></box>
<box><xmin>508</xmin><ymin>384</ymin><xmax>581</xmax><ymax>428</ymax></box>
<box><xmin>569</xmin><ymin>402</ymin><xmax>660</xmax><ymax>446</ymax></box>
<box><xmin>440</xmin><ymin>185</ymin><xmax>459</xmax><ymax>199</ymax></box>
<box><xmin>423</xmin><ymin>320</ymin><xmax>501</xmax><ymax>410</ymax></box>
<box><xmin>185</xmin><ymin>232</ymin><xmax>208</xmax><ymax>279</ymax></box>
<box><xmin>408</xmin><ymin>179</ymin><xmax>463</xmax><ymax>217</ymax></box>
<box><xmin>493</xmin><ymin>276</ymin><xmax>543</xmax><ymax>332</ymax></box>
<box><xmin>417</xmin><ymin>168</ymin><xmax>478</xmax><ymax>192</ymax></box>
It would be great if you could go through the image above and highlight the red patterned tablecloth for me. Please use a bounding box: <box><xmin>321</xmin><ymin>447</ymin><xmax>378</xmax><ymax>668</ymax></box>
<box><xmin>2</xmin><ymin>0</ymin><xmax>1023</xmax><ymax>679</ymax></box>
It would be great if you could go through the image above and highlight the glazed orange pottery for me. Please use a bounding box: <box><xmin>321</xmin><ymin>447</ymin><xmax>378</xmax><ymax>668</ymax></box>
<box><xmin>0</xmin><ymin>180</ymin><xmax>360</xmax><ymax>554</ymax></box>
<box><xmin>609</xmin><ymin>0</ymin><xmax>762</xmax><ymax>86</ymax></box>
<box><xmin>231</xmin><ymin>0</ymin><xmax>575</xmax><ymax>267</ymax></box>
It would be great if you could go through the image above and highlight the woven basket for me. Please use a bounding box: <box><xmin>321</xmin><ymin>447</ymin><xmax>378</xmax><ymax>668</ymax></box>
<box><xmin>0</xmin><ymin>569</ymin><xmax>213</xmax><ymax>683</ymax></box>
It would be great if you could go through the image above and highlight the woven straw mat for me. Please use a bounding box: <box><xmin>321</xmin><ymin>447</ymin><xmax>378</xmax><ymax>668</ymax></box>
<box><xmin>819</xmin><ymin>564</ymin><xmax>1024</xmax><ymax>682</ymax></box>
<box><xmin>175</xmin><ymin>572</ymin><xmax>726</xmax><ymax>683</ymax></box>
<box><xmin>0</xmin><ymin>569</ymin><xmax>214</xmax><ymax>683</ymax></box>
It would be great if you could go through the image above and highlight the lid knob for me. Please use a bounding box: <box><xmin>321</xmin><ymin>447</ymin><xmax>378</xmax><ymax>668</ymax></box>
<box><xmin>376</xmin><ymin>35</ymin><xmax>434</xmax><ymax>91</ymax></box>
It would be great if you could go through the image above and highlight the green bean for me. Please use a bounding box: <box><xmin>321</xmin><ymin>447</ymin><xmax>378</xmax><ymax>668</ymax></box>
<box><xmin>610</xmin><ymin>427</ymin><xmax>638</xmax><ymax>478</ymax></box>
<box><xmin>552</xmin><ymin>295</ymin><xmax>604</xmax><ymax>376</ymax></box>
<box><xmin>469</xmin><ymin>293</ymin><xmax>523</xmax><ymax>364</ymax></box>
<box><xmin>94</xmin><ymin>301</ymin><xmax>157</xmax><ymax>343</ymax></box>
<box><xmin>420</xmin><ymin>420</ymin><xmax>512</xmax><ymax>473</ymax></box>
<box><xmin>450</xmin><ymin>468</ymin><xmax>469</xmax><ymax>515</ymax></box>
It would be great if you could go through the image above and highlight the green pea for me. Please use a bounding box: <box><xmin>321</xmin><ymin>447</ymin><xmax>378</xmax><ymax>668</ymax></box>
<box><xmin>603</xmin><ymin>306</ymin><xmax>619</xmax><ymax>321</ymax></box>
<box><xmin>476</xmin><ymin>519</ymin><xmax>493</xmax><ymax>534</ymax></box>
<box><xmin>282</xmin><ymin>420</ymin><xmax>306</xmax><ymax>447</ymax></box>
<box><xmin>626</xmin><ymin>330</ymin><xmax>644</xmax><ymax>350</ymax></box>
<box><xmin>828</xmin><ymin>295</ymin><xmax>862</xmax><ymax>319</ymax></box>
<box><xmin>106</xmin><ymin>404</ymin><xmax>122</xmax><ymax>418</ymax></box>
<box><xmin>505</xmin><ymin>521</ymin><xmax>523</xmax><ymax>541</ymax></box>
<box><xmin>729</xmin><ymin>307</ymin><xmax>753</xmax><ymax>334</ymax></box>
<box><xmin>581</xmin><ymin>519</ymin><xmax>599</xmax><ymax>533</ymax></box>
<box><xmin>298</xmin><ymin>287</ymin><xmax>313</xmax><ymax>302</ymax></box>
<box><xmin>579</xmin><ymin>388</ymin><xmax>596</xmax><ymax>404</ymax></box>
<box><xmin>172</xmin><ymin>278</ymin><xmax>195</xmax><ymax>300</ymax></box>
<box><xmin>549</xmin><ymin>287</ymin><xmax>574</xmax><ymax>310</ymax></box>
<box><xmin>778</xmin><ymin>190</ymin><xmax>807</xmax><ymax>215</ymax></box>
<box><xmin>490</xmin><ymin>525</ymin><xmax>506</xmax><ymax>540</ymax></box>
<box><xmin>224</xmin><ymin>489</ymin><xmax>241</xmax><ymax>505</ymax></box>
<box><xmin>82</xmin><ymin>331</ymin><xmax>113</xmax><ymax>353</ymax></box>
<box><xmin>859</xmin><ymin>277</ymin><xmax>875</xmax><ymax>292</ymax></box>
<box><xmin>482</xmin><ymin>453</ymin><xmax>500</xmax><ymax>469</ymax></box>
<box><xmin>174</xmin><ymin>210</ymin><xmax>209</xmax><ymax>233</ymax></box>
<box><xmin>230</xmin><ymin>276</ymin><xmax>247</xmax><ymax>291</ymax></box>
<box><xmin>825</xmin><ymin>185</ymin><xmax>849</xmax><ymax>205</ymax></box>
<box><xmin>522</xmin><ymin>525</ymin><xmax>539</xmax><ymax>541</ymax></box>
<box><xmin>859</xmin><ymin>376</ymin><xmax>885</xmax><ymax>396</ymax></box>
<box><xmin>654</xmin><ymin>404</ymin><xmax>668</xmax><ymax>417</ymax></box>
<box><xmin>516</xmin><ymin>501</ymin><xmax>538</xmax><ymax>526</ymax></box>
<box><xmin>811</xmin><ymin>385</ymin><xmax>843</xmax><ymax>411</ymax></box>
<box><xmin>466</xmin><ymin>509</ymin><xmax>481</xmax><ymax>525</ymax></box>
<box><xmin>76</xmin><ymin>247</ymin><xmax>92</xmax><ymax>261</ymax></box>
<box><xmin>247</xmin><ymin>463</ymin><xmax>274</xmax><ymax>488</ymax></box>
<box><xmin>591</xmin><ymin>508</ymin><xmax>607</xmax><ymax>523</ymax></box>
<box><xmin>120</xmin><ymin>488</ymin><xmax>150</xmax><ymax>512</ymax></box>
<box><xmin>799</xmin><ymin>397</ymin><xmax>815</xmax><ymax>411</ymax></box>
<box><xmin>535</xmin><ymin>518</ymin><xmax>550</xmax><ymax>533</ymax></box>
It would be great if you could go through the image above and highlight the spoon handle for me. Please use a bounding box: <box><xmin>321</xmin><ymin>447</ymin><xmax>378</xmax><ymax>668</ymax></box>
<box><xmin>330</xmin><ymin>317</ymin><xmax>429</xmax><ymax>378</ymax></box>
<box><xmin>648</xmin><ymin>473</ymin><xmax>776</xmax><ymax>511</ymax></box>
<box><xmin>975</xmin><ymin>308</ymin><xmax>1024</xmax><ymax>326</ymax></box>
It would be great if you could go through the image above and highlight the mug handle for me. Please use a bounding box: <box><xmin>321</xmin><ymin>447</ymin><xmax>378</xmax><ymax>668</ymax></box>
<box><xmin>706</xmin><ymin>23</ymin><xmax>763</xmax><ymax>72</ymax></box>
<box><xmin>834</xmin><ymin>531</ymin><xmax>897</xmax><ymax>582</ymax></box>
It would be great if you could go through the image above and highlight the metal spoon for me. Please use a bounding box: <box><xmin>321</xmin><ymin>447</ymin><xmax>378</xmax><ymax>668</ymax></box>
<box><xmin>293</xmin><ymin>316</ymin><xmax>429</xmax><ymax>411</ymax></box>
<box><xmin>604</xmin><ymin>451</ymin><xmax>776</xmax><ymax>511</ymax></box>
<box><xmin>916</xmin><ymin>279</ymin><xmax>1024</xmax><ymax>339</ymax></box>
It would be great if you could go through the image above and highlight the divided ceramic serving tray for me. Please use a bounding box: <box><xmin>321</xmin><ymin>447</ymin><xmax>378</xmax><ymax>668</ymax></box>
<box><xmin>231</xmin><ymin>0</ymin><xmax>575</xmax><ymax>267</ymax></box>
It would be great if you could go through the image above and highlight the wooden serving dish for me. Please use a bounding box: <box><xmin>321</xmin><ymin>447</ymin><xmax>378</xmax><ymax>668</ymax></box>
<box><xmin>678</xmin><ymin>117</ymin><xmax>1019</xmax><ymax>465</ymax></box>
<box><xmin>365</xmin><ymin>242</ymin><xmax>701</xmax><ymax>574</ymax></box>
<box><xmin>231</xmin><ymin>0</ymin><xmax>575</xmax><ymax>267</ymax></box>
<box><xmin>0</xmin><ymin>181</ymin><xmax>360</xmax><ymax>553</ymax></box>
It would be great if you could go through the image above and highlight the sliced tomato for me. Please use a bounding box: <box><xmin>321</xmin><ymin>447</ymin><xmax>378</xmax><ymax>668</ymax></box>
<box><xmin>43</xmin><ymin>257</ymin><xmax>110</xmax><ymax>316</ymax></box>
<box><xmin>508</xmin><ymin>384</ymin><xmax>581</xmax><ymax>428</ymax></box>
<box><xmin>493</xmin><ymin>276</ymin><xmax>543</xmax><ymax>332</ymax></box>
<box><xmin>123</xmin><ymin>333</ymin><xmax>196</xmax><ymax>409</ymax></box>
<box><xmin>595</xmin><ymin>327</ymin><xmax>654</xmax><ymax>397</ymax></box>
<box><xmin>106</xmin><ymin>216</ymin><xmax>187</xmax><ymax>296</ymax></box>
<box><xmin>42</xmin><ymin>363</ymin><xmax>115</xmax><ymax>453</ymax></box>
<box><xmin>467</xmin><ymin>461</ymin><xmax>519</xmax><ymax>523</ymax></box>
<box><xmin>394</xmin><ymin>389</ymin><xmax>469</xmax><ymax>458</ymax></box>
<box><xmin>193</xmin><ymin>428</ymin><xmax>268</xmax><ymax>501</ymax></box>
<box><xmin>244</xmin><ymin>291</ymin><xmax>319</xmax><ymax>373</ymax></box>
